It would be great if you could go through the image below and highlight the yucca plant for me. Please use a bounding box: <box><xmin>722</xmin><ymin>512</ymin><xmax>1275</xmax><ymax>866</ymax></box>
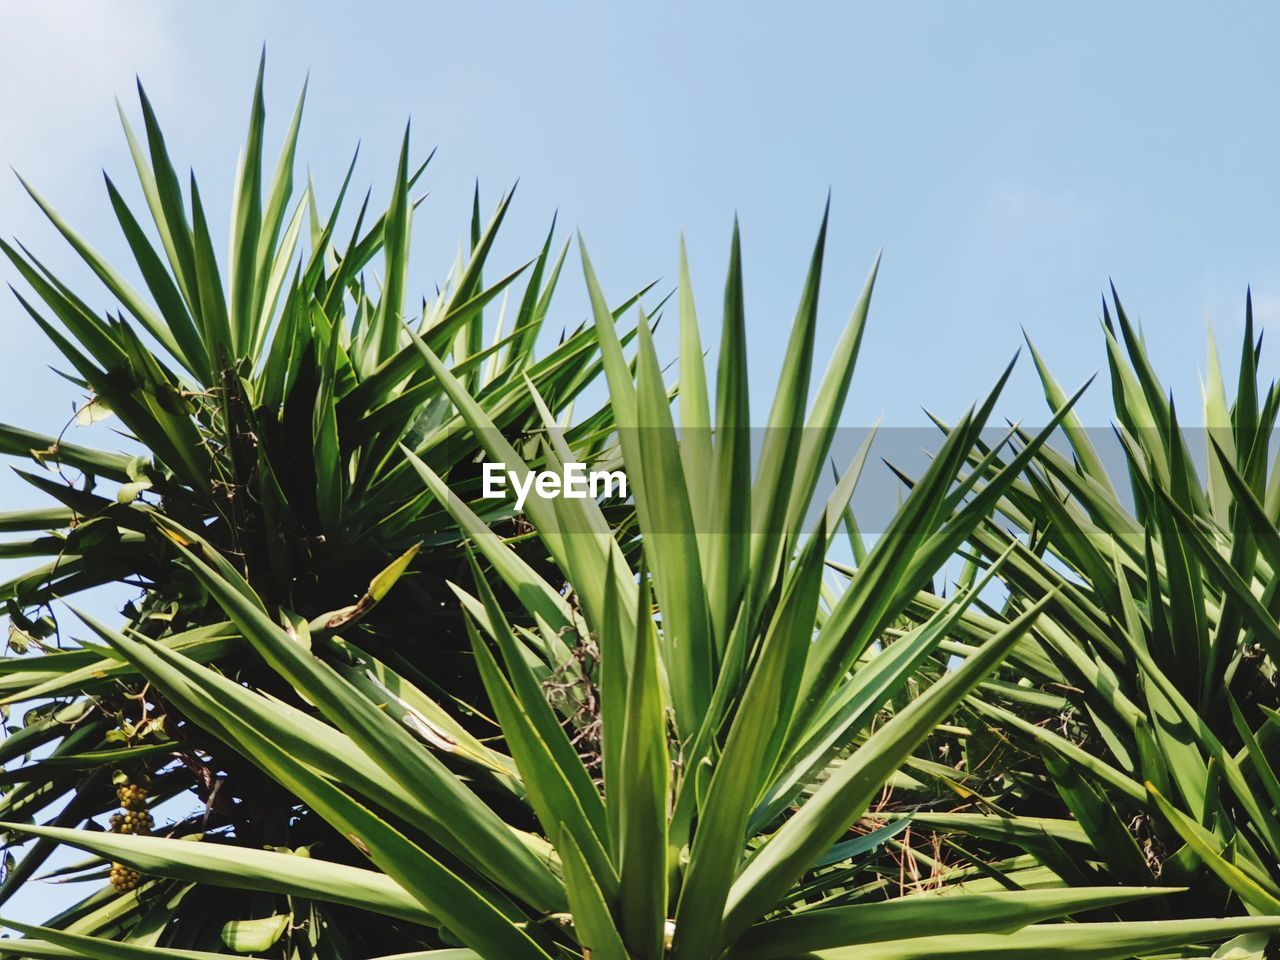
<box><xmin>903</xmin><ymin>291</ymin><xmax>1280</xmax><ymax>939</ymax></box>
<box><xmin>0</xmin><ymin>62</ymin><xmax>644</xmax><ymax>930</ymax></box>
<box><xmin>4</xmin><ymin>206</ymin><xmax>1277</xmax><ymax>959</ymax></box>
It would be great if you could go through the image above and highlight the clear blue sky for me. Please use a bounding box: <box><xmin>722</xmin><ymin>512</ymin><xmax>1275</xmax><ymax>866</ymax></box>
<box><xmin>2</xmin><ymin>0</ymin><xmax>1280</xmax><ymax>917</ymax></box>
<box><xmin>5</xmin><ymin>2</ymin><xmax>1280</xmax><ymax>437</ymax></box>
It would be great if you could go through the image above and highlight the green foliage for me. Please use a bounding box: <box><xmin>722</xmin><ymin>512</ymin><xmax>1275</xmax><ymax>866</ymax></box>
<box><xmin>914</xmin><ymin>290</ymin><xmax>1280</xmax><ymax>928</ymax></box>
<box><xmin>0</xmin><ymin>64</ymin><xmax>1276</xmax><ymax>960</ymax></box>
<box><xmin>0</xmin><ymin>63</ymin><xmax>634</xmax><ymax>952</ymax></box>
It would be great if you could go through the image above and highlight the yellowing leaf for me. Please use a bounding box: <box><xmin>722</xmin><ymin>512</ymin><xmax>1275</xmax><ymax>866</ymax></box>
<box><xmin>74</xmin><ymin>395</ymin><xmax>113</xmax><ymax>426</ymax></box>
<box><xmin>221</xmin><ymin>914</ymin><xmax>291</xmax><ymax>953</ymax></box>
<box><xmin>370</xmin><ymin>542</ymin><xmax>421</xmax><ymax>601</ymax></box>
<box><xmin>117</xmin><ymin>480</ymin><xmax>153</xmax><ymax>503</ymax></box>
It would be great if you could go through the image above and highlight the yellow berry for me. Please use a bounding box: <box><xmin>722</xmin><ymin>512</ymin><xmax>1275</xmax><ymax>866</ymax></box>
<box><xmin>109</xmin><ymin>860</ymin><xmax>141</xmax><ymax>893</ymax></box>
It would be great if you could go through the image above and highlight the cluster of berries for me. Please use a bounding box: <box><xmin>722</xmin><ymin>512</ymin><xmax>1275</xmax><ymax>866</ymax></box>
<box><xmin>108</xmin><ymin>808</ymin><xmax>154</xmax><ymax>835</ymax></box>
<box><xmin>116</xmin><ymin>780</ymin><xmax>149</xmax><ymax>808</ymax></box>
<box><xmin>108</xmin><ymin>776</ymin><xmax>152</xmax><ymax>893</ymax></box>
<box><xmin>107</xmin><ymin>862</ymin><xmax>142</xmax><ymax>891</ymax></box>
